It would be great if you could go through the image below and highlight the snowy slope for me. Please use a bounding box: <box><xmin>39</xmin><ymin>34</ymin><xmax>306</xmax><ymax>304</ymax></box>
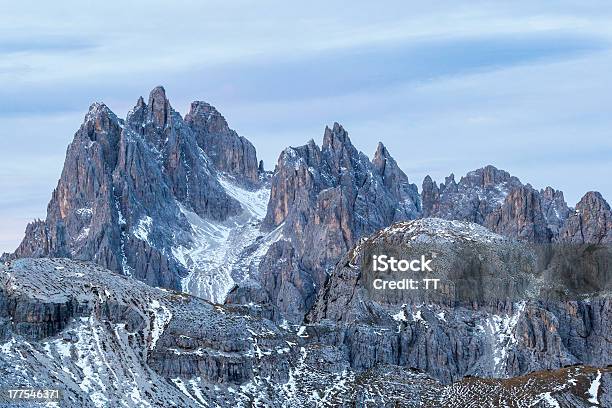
<box><xmin>172</xmin><ymin>176</ymin><xmax>282</xmax><ymax>303</ymax></box>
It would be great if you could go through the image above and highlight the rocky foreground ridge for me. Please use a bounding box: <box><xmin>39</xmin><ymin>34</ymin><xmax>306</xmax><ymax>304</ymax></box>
<box><xmin>1</xmin><ymin>257</ymin><xmax>609</xmax><ymax>407</ymax></box>
<box><xmin>3</xmin><ymin>87</ymin><xmax>612</xmax><ymax>406</ymax></box>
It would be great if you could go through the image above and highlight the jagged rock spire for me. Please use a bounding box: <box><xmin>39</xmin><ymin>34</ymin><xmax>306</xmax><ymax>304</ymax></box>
<box><xmin>12</xmin><ymin>86</ymin><xmax>254</xmax><ymax>292</ymax></box>
<box><xmin>147</xmin><ymin>86</ymin><xmax>171</xmax><ymax>128</ymax></box>
<box><xmin>322</xmin><ymin>122</ymin><xmax>351</xmax><ymax>151</ymax></box>
<box><xmin>372</xmin><ymin>141</ymin><xmax>421</xmax><ymax>214</ymax></box>
<box><xmin>258</xmin><ymin>123</ymin><xmax>421</xmax><ymax>320</ymax></box>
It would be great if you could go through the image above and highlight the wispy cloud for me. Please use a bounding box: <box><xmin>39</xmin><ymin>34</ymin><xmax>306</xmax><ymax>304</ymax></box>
<box><xmin>0</xmin><ymin>36</ymin><xmax>97</xmax><ymax>54</ymax></box>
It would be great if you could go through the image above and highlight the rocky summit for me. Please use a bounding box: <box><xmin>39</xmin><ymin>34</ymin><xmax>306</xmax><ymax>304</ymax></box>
<box><xmin>3</xmin><ymin>87</ymin><xmax>611</xmax><ymax>407</ymax></box>
<box><xmin>10</xmin><ymin>87</ymin><xmax>271</xmax><ymax>304</ymax></box>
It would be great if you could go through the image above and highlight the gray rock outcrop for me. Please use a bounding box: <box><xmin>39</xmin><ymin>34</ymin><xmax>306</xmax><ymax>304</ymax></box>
<box><xmin>308</xmin><ymin>218</ymin><xmax>611</xmax><ymax>384</ymax></box>
<box><xmin>485</xmin><ymin>185</ymin><xmax>554</xmax><ymax>243</ymax></box>
<box><xmin>421</xmin><ymin>165</ymin><xmax>523</xmax><ymax>223</ymax></box>
<box><xmin>423</xmin><ymin>166</ymin><xmax>572</xmax><ymax>243</ymax></box>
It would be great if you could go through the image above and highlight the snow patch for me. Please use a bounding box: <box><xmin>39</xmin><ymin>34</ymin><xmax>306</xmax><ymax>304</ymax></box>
<box><xmin>148</xmin><ymin>299</ymin><xmax>172</xmax><ymax>351</ymax></box>
<box><xmin>297</xmin><ymin>326</ymin><xmax>308</xmax><ymax>338</ymax></box>
<box><xmin>486</xmin><ymin>301</ymin><xmax>526</xmax><ymax>374</ymax></box>
<box><xmin>133</xmin><ymin>216</ymin><xmax>153</xmax><ymax>243</ymax></box>
<box><xmin>587</xmin><ymin>370</ymin><xmax>601</xmax><ymax>405</ymax></box>
<box><xmin>540</xmin><ymin>392</ymin><xmax>560</xmax><ymax>407</ymax></box>
<box><xmin>218</xmin><ymin>175</ymin><xmax>269</xmax><ymax>219</ymax></box>
<box><xmin>76</xmin><ymin>227</ymin><xmax>91</xmax><ymax>241</ymax></box>
<box><xmin>172</xmin><ymin>178</ymin><xmax>280</xmax><ymax>303</ymax></box>
<box><xmin>76</xmin><ymin>207</ymin><xmax>93</xmax><ymax>217</ymax></box>
<box><xmin>392</xmin><ymin>305</ymin><xmax>407</xmax><ymax>322</ymax></box>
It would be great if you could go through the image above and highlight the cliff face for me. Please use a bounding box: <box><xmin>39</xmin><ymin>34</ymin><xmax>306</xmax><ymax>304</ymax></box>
<box><xmin>485</xmin><ymin>185</ymin><xmax>553</xmax><ymax>243</ymax></box>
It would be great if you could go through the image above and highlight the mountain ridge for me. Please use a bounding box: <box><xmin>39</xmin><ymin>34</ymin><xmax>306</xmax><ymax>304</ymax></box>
<box><xmin>6</xmin><ymin>87</ymin><xmax>611</xmax><ymax>309</ymax></box>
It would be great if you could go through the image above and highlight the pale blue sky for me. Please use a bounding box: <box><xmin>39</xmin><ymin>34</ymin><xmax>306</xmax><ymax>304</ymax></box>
<box><xmin>1</xmin><ymin>1</ymin><xmax>612</xmax><ymax>253</ymax></box>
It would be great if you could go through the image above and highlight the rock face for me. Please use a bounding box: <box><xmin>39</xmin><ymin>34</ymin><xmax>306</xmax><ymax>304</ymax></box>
<box><xmin>484</xmin><ymin>185</ymin><xmax>572</xmax><ymax>243</ymax></box>
<box><xmin>255</xmin><ymin>124</ymin><xmax>421</xmax><ymax>321</ymax></box>
<box><xmin>185</xmin><ymin>101</ymin><xmax>260</xmax><ymax>185</ymax></box>
<box><xmin>485</xmin><ymin>185</ymin><xmax>554</xmax><ymax>243</ymax></box>
<box><xmin>13</xmin><ymin>220</ymin><xmax>50</xmax><ymax>259</ymax></box>
<box><xmin>540</xmin><ymin>186</ymin><xmax>571</xmax><ymax>235</ymax></box>
<box><xmin>10</xmin><ymin>87</ymin><xmax>264</xmax><ymax>292</ymax></box>
<box><xmin>559</xmin><ymin>191</ymin><xmax>612</xmax><ymax>244</ymax></box>
<box><xmin>371</xmin><ymin>142</ymin><xmax>421</xmax><ymax>216</ymax></box>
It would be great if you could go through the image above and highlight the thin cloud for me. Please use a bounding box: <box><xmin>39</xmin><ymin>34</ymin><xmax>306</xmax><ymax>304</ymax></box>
<box><xmin>0</xmin><ymin>36</ymin><xmax>97</xmax><ymax>54</ymax></box>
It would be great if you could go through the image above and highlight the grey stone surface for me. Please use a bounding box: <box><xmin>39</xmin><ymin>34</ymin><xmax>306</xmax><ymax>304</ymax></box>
<box><xmin>185</xmin><ymin>101</ymin><xmax>260</xmax><ymax>186</ymax></box>
<box><xmin>1</xmin><ymin>258</ymin><xmax>608</xmax><ymax>407</ymax></box>
<box><xmin>485</xmin><ymin>185</ymin><xmax>554</xmax><ymax>243</ymax></box>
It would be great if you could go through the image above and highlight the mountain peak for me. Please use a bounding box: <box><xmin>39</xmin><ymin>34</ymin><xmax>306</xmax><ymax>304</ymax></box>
<box><xmin>148</xmin><ymin>85</ymin><xmax>167</xmax><ymax>99</ymax></box>
<box><xmin>85</xmin><ymin>101</ymin><xmax>113</xmax><ymax>118</ymax></box>
<box><xmin>372</xmin><ymin>142</ymin><xmax>395</xmax><ymax>173</ymax></box>
<box><xmin>578</xmin><ymin>191</ymin><xmax>610</xmax><ymax>210</ymax></box>
<box><xmin>559</xmin><ymin>191</ymin><xmax>612</xmax><ymax>243</ymax></box>
<box><xmin>147</xmin><ymin>85</ymin><xmax>171</xmax><ymax>127</ymax></box>
<box><xmin>374</xmin><ymin>142</ymin><xmax>389</xmax><ymax>160</ymax></box>
<box><xmin>460</xmin><ymin>165</ymin><xmax>521</xmax><ymax>191</ymax></box>
<box><xmin>189</xmin><ymin>100</ymin><xmax>218</xmax><ymax>114</ymax></box>
<box><xmin>185</xmin><ymin>101</ymin><xmax>230</xmax><ymax>134</ymax></box>
<box><xmin>184</xmin><ymin>99</ymin><xmax>259</xmax><ymax>184</ymax></box>
<box><xmin>83</xmin><ymin>102</ymin><xmax>120</xmax><ymax>134</ymax></box>
<box><xmin>322</xmin><ymin>122</ymin><xmax>352</xmax><ymax>151</ymax></box>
